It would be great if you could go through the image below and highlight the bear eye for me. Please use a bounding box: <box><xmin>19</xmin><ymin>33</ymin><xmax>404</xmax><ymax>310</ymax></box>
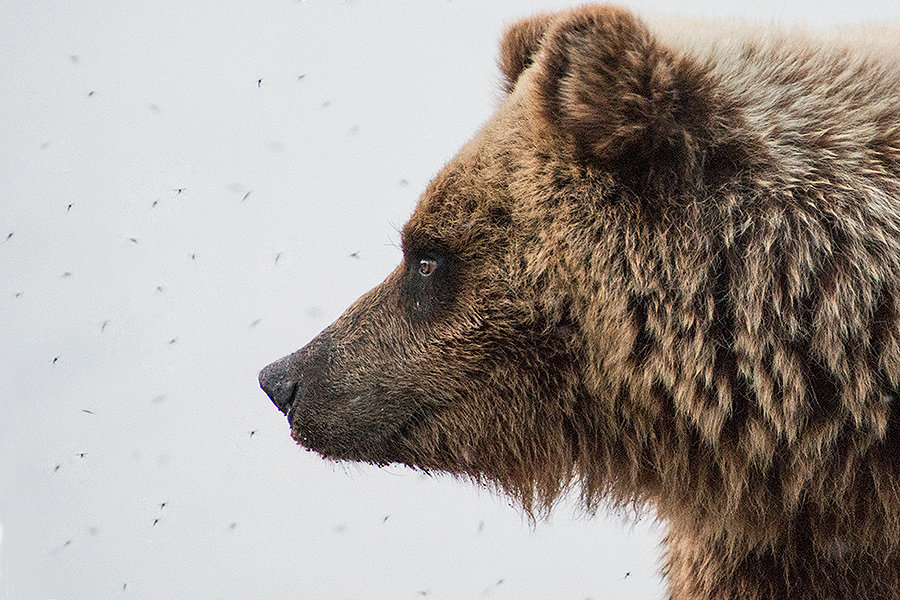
<box><xmin>418</xmin><ymin>258</ymin><xmax>438</xmax><ymax>277</ymax></box>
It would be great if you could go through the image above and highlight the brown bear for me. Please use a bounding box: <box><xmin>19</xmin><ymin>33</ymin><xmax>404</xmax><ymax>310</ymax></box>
<box><xmin>260</xmin><ymin>5</ymin><xmax>900</xmax><ymax>599</ymax></box>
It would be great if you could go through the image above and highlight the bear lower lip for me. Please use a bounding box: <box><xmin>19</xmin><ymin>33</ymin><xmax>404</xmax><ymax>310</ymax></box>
<box><xmin>288</xmin><ymin>417</ymin><xmax>319</xmax><ymax>453</ymax></box>
<box><xmin>287</xmin><ymin>406</ymin><xmax>327</xmax><ymax>454</ymax></box>
<box><xmin>287</xmin><ymin>412</ymin><xmax>410</xmax><ymax>464</ymax></box>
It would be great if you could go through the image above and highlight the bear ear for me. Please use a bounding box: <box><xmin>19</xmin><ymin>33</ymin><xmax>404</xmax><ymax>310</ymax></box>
<box><xmin>498</xmin><ymin>13</ymin><xmax>555</xmax><ymax>94</ymax></box>
<box><xmin>533</xmin><ymin>6</ymin><xmax>720</xmax><ymax>195</ymax></box>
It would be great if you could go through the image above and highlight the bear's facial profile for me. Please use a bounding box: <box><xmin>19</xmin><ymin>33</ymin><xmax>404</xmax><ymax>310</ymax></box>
<box><xmin>260</xmin><ymin>138</ymin><xmax>589</xmax><ymax>507</ymax></box>
<box><xmin>261</xmin><ymin>5</ymin><xmax>900</xmax><ymax>599</ymax></box>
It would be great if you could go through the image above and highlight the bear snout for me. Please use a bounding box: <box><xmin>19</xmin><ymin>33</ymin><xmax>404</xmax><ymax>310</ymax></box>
<box><xmin>259</xmin><ymin>357</ymin><xmax>301</xmax><ymax>415</ymax></box>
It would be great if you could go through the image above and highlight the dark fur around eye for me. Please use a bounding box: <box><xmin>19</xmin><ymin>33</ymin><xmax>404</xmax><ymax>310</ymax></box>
<box><xmin>402</xmin><ymin>240</ymin><xmax>459</xmax><ymax>320</ymax></box>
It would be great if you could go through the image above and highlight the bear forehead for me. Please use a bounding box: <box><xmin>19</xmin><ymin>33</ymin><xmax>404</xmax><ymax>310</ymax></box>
<box><xmin>401</xmin><ymin>106</ymin><xmax>529</xmax><ymax>252</ymax></box>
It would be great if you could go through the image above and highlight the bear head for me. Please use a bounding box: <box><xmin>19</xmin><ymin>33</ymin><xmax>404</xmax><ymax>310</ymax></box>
<box><xmin>260</xmin><ymin>4</ymin><xmax>900</xmax><ymax>561</ymax></box>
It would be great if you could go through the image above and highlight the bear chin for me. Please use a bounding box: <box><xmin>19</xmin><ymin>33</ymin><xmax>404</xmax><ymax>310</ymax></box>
<box><xmin>286</xmin><ymin>394</ymin><xmax>429</xmax><ymax>468</ymax></box>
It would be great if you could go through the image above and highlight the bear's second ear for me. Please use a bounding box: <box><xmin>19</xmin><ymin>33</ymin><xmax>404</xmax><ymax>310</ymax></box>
<box><xmin>533</xmin><ymin>6</ymin><xmax>721</xmax><ymax>195</ymax></box>
<box><xmin>499</xmin><ymin>13</ymin><xmax>555</xmax><ymax>94</ymax></box>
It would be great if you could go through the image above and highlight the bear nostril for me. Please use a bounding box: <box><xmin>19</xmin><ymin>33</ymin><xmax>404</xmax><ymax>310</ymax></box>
<box><xmin>259</xmin><ymin>364</ymin><xmax>299</xmax><ymax>415</ymax></box>
<box><xmin>270</xmin><ymin>380</ymin><xmax>298</xmax><ymax>414</ymax></box>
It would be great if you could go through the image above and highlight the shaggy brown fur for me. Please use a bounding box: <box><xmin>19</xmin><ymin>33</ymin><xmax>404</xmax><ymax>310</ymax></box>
<box><xmin>260</xmin><ymin>6</ymin><xmax>900</xmax><ymax>599</ymax></box>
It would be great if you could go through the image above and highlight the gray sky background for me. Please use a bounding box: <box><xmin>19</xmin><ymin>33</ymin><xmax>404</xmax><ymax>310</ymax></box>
<box><xmin>2</xmin><ymin>1</ymin><xmax>898</xmax><ymax>599</ymax></box>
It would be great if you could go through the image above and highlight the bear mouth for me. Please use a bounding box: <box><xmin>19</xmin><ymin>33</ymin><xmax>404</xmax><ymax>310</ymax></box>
<box><xmin>286</xmin><ymin>398</ymin><xmax>428</xmax><ymax>466</ymax></box>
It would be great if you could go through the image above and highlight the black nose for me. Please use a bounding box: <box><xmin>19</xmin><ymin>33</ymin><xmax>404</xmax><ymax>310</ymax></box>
<box><xmin>259</xmin><ymin>360</ymin><xmax>299</xmax><ymax>414</ymax></box>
